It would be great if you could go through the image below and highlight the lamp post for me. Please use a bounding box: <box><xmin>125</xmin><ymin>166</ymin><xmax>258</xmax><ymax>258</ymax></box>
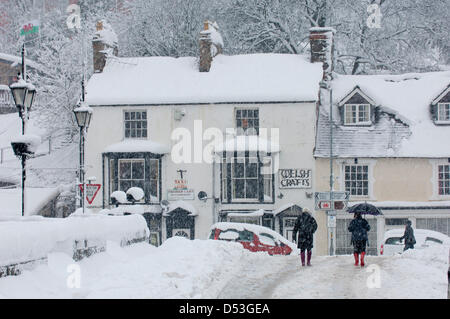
<box><xmin>9</xmin><ymin>44</ymin><xmax>36</xmax><ymax>217</ymax></box>
<box><xmin>73</xmin><ymin>80</ymin><xmax>93</xmax><ymax>214</ymax></box>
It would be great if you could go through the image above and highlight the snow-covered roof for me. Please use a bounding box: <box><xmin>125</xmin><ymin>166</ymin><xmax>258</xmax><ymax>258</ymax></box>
<box><xmin>0</xmin><ymin>52</ymin><xmax>46</xmax><ymax>73</ymax></box>
<box><xmin>272</xmin><ymin>203</ymin><xmax>301</xmax><ymax>216</ymax></box>
<box><xmin>103</xmin><ymin>139</ymin><xmax>170</xmax><ymax>154</ymax></box>
<box><xmin>227</xmin><ymin>209</ymin><xmax>265</xmax><ymax>218</ymax></box>
<box><xmin>164</xmin><ymin>200</ymin><xmax>197</xmax><ymax>216</ymax></box>
<box><xmin>315</xmin><ymin>71</ymin><xmax>450</xmax><ymax>158</ymax></box>
<box><xmin>214</xmin><ymin>135</ymin><xmax>280</xmax><ymax>153</ymax></box>
<box><xmin>0</xmin><ymin>187</ymin><xmax>60</xmax><ymax>217</ymax></box>
<box><xmin>85</xmin><ymin>54</ymin><xmax>323</xmax><ymax>105</ymax></box>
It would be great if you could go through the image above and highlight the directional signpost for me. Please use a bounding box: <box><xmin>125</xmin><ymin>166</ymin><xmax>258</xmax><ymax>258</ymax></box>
<box><xmin>315</xmin><ymin>191</ymin><xmax>349</xmax><ymax>211</ymax></box>
<box><xmin>315</xmin><ymin>191</ymin><xmax>350</xmax><ymax>256</ymax></box>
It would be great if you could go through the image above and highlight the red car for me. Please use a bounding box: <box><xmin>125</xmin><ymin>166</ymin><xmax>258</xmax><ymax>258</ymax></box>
<box><xmin>209</xmin><ymin>222</ymin><xmax>295</xmax><ymax>255</ymax></box>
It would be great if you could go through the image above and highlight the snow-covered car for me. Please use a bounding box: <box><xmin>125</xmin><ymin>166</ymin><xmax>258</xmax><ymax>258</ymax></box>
<box><xmin>380</xmin><ymin>229</ymin><xmax>450</xmax><ymax>256</ymax></box>
<box><xmin>209</xmin><ymin>222</ymin><xmax>297</xmax><ymax>256</ymax></box>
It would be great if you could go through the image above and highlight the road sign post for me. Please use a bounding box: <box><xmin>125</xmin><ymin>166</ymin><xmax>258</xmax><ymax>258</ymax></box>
<box><xmin>315</xmin><ymin>191</ymin><xmax>349</xmax><ymax>256</ymax></box>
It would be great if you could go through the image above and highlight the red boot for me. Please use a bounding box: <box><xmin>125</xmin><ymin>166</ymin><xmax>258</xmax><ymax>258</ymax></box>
<box><xmin>354</xmin><ymin>253</ymin><xmax>359</xmax><ymax>266</ymax></box>
<box><xmin>300</xmin><ymin>252</ymin><xmax>306</xmax><ymax>266</ymax></box>
<box><xmin>360</xmin><ymin>252</ymin><xmax>366</xmax><ymax>267</ymax></box>
<box><xmin>307</xmin><ymin>250</ymin><xmax>312</xmax><ymax>266</ymax></box>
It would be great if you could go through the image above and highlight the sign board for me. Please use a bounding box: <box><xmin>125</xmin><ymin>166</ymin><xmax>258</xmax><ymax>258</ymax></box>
<box><xmin>79</xmin><ymin>184</ymin><xmax>101</xmax><ymax>204</ymax></box>
<box><xmin>327</xmin><ymin>215</ymin><xmax>336</xmax><ymax>228</ymax></box>
<box><xmin>315</xmin><ymin>192</ymin><xmax>349</xmax><ymax>211</ymax></box>
<box><xmin>168</xmin><ymin>169</ymin><xmax>194</xmax><ymax>200</ymax></box>
<box><xmin>279</xmin><ymin>169</ymin><xmax>312</xmax><ymax>189</ymax></box>
<box><xmin>167</xmin><ymin>189</ymin><xmax>195</xmax><ymax>201</ymax></box>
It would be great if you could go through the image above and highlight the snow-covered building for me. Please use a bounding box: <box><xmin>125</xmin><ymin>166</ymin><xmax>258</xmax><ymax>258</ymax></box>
<box><xmin>315</xmin><ymin>71</ymin><xmax>450</xmax><ymax>255</ymax></box>
<box><xmin>84</xmin><ymin>21</ymin><xmax>324</xmax><ymax>246</ymax></box>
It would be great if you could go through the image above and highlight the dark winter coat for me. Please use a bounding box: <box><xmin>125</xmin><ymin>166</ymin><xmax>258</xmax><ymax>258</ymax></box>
<box><xmin>292</xmin><ymin>213</ymin><xmax>318</xmax><ymax>250</ymax></box>
<box><xmin>400</xmin><ymin>225</ymin><xmax>416</xmax><ymax>245</ymax></box>
<box><xmin>348</xmin><ymin>217</ymin><xmax>370</xmax><ymax>245</ymax></box>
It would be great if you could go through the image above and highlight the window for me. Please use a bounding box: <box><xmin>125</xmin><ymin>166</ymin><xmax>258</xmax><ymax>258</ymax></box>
<box><xmin>222</xmin><ymin>155</ymin><xmax>274</xmax><ymax>203</ymax></box>
<box><xmin>149</xmin><ymin>159</ymin><xmax>159</xmax><ymax>201</ymax></box>
<box><xmin>344</xmin><ymin>104</ymin><xmax>371</xmax><ymax>125</ymax></box>
<box><xmin>124</xmin><ymin>111</ymin><xmax>147</xmax><ymax>138</ymax></box>
<box><xmin>262</xmin><ymin>157</ymin><xmax>272</xmax><ymax>202</ymax></box>
<box><xmin>236</xmin><ymin>109</ymin><xmax>259</xmax><ymax>135</ymax></box>
<box><xmin>232</xmin><ymin>157</ymin><xmax>258</xmax><ymax>200</ymax></box>
<box><xmin>344</xmin><ymin>165</ymin><xmax>369</xmax><ymax>196</ymax></box>
<box><xmin>385</xmin><ymin>218</ymin><xmax>409</xmax><ymax>226</ymax></box>
<box><xmin>222</xmin><ymin>158</ymin><xmax>228</xmax><ymax>201</ymax></box>
<box><xmin>438</xmin><ymin>165</ymin><xmax>450</xmax><ymax>195</ymax></box>
<box><xmin>437</xmin><ymin>103</ymin><xmax>450</xmax><ymax>122</ymax></box>
<box><xmin>118</xmin><ymin>159</ymin><xmax>145</xmax><ymax>195</ymax></box>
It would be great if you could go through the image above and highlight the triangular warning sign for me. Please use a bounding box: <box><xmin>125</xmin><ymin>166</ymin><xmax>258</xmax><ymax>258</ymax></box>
<box><xmin>79</xmin><ymin>184</ymin><xmax>101</xmax><ymax>204</ymax></box>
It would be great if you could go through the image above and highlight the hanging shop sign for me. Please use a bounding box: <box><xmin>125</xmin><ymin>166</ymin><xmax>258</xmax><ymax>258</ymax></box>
<box><xmin>279</xmin><ymin>169</ymin><xmax>312</xmax><ymax>189</ymax></box>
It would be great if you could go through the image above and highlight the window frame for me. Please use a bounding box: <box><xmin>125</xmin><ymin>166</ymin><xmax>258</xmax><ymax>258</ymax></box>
<box><xmin>106</xmin><ymin>153</ymin><xmax>163</xmax><ymax>205</ymax></box>
<box><xmin>235</xmin><ymin>108</ymin><xmax>260</xmax><ymax>136</ymax></box>
<box><xmin>437</xmin><ymin>103</ymin><xmax>450</xmax><ymax>122</ymax></box>
<box><xmin>220</xmin><ymin>154</ymin><xmax>274</xmax><ymax>204</ymax></box>
<box><xmin>339</xmin><ymin>160</ymin><xmax>375</xmax><ymax>200</ymax></box>
<box><xmin>123</xmin><ymin>110</ymin><xmax>148</xmax><ymax>139</ymax></box>
<box><xmin>118</xmin><ymin>158</ymin><xmax>146</xmax><ymax>201</ymax></box>
<box><xmin>344</xmin><ymin>104</ymin><xmax>372</xmax><ymax>126</ymax></box>
<box><xmin>438</xmin><ymin>164</ymin><xmax>450</xmax><ymax>196</ymax></box>
<box><xmin>231</xmin><ymin>156</ymin><xmax>259</xmax><ymax>202</ymax></box>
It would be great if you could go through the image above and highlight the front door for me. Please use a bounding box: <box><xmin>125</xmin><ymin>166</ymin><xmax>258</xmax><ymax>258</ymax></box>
<box><xmin>172</xmin><ymin>228</ymin><xmax>191</xmax><ymax>239</ymax></box>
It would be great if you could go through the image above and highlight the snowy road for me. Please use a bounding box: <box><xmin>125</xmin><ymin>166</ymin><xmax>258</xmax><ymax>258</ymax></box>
<box><xmin>0</xmin><ymin>238</ymin><xmax>448</xmax><ymax>299</ymax></box>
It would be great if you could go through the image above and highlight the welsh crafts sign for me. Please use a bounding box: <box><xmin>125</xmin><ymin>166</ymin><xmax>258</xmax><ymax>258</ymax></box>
<box><xmin>279</xmin><ymin>169</ymin><xmax>312</xmax><ymax>189</ymax></box>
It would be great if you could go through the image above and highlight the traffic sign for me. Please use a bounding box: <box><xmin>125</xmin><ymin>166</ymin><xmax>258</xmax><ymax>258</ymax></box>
<box><xmin>315</xmin><ymin>192</ymin><xmax>349</xmax><ymax>211</ymax></box>
<box><xmin>316</xmin><ymin>200</ymin><xmax>331</xmax><ymax>210</ymax></box>
<box><xmin>79</xmin><ymin>184</ymin><xmax>101</xmax><ymax>204</ymax></box>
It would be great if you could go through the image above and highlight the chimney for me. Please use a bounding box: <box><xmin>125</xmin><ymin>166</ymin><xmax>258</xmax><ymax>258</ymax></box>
<box><xmin>309</xmin><ymin>27</ymin><xmax>335</xmax><ymax>81</ymax></box>
<box><xmin>92</xmin><ymin>20</ymin><xmax>118</xmax><ymax>73</ymax></box>
<box><xmin>199</xmin><ymin>21</ymin><xmax>223</xmax><ymax>72</ymax></box>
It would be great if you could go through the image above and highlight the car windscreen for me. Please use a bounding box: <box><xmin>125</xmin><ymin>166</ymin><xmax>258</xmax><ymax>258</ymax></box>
<box><xmin>385</xmin><ymin>237</ymin><xmax>403</xmax><ymax>245</ymax></box>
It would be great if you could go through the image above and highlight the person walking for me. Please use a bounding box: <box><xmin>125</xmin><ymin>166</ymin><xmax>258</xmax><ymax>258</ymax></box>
<box><xmin>400</xmin><ymin>220</ymin><xmax>416</xmax><ymax>252</ymax></box>
<box><xmin>292</xmin><ymin>208</ymin><xmax>318</xmax><ymax>267</ymax></box>
<box><xmin>348</xmin><ymin>212</ymin><xmax>371</xmax><ymax>267</ymax></box>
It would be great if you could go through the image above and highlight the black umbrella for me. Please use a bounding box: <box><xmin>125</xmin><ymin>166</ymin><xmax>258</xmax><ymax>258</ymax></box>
<box><xmin>347</xmin><ymin>202</ymin><xmax>383</xmax><ymax>216</ymax></box>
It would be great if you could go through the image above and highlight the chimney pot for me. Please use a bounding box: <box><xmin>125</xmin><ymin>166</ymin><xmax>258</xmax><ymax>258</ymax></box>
<box><xmin>309</xmin><ymin>27</ymin><xmax>335</xmax><ymax>81</ymax></box>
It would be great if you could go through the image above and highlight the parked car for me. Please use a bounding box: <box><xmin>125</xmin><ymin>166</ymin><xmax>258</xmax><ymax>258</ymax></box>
<box><xmin>209</xmin><ymin>222</ymin><xmax>296</xmax><ymax>256</ymax></box>
<box><xmin>380</xmin><ymin>229</ymin><xmax>450</xmax><ymax>256</ymax></box>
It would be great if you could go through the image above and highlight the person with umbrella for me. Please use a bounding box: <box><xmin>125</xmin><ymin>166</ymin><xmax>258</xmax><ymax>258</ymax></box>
<box><xmin>292</xmin><ymin>207</ymin><xmax>318</xmax><ymax>267</ymax></box>
<box><xmin>347</xmin><ymin>203</ymin><xmax>381</xmax><ymax>267</ymax></box>
<box><xmin>400</xmin><ymin>220</ymin><xmax>416</xmax><ymax>252</ymax></box>
<box><xmin>348</xmin><ymin>212</ymin><xmax>370</xmax><ymax>267</ymax></box>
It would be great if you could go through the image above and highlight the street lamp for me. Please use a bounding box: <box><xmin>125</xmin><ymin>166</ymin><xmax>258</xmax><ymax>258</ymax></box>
<box><xmin>8</xmin><ymin>44</ymin><xmax>36</xmax><ymax>217</ymax></box>
<box><xmin>73</xmin><ymin>82</ymin><xmax>93</xmax><ymax>214</ymax></box>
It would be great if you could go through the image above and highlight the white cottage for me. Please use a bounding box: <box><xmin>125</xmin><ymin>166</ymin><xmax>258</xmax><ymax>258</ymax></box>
<box><xmin>84</xmin><ymin>21</ymin><xmax>326</xmax><ymax>246</ymax></box>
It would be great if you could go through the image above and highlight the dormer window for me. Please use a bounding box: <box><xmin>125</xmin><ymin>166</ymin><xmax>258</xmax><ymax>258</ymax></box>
<box><xmin>344</xmin><ymin>104</ymin><xmax>371</xmax><ymax>125</ymax></box>
<box><xmin>437</xmin><ymin>103</ymin><xmax>450</xmax><ymax>122</ymax></box>
<box><xmin>338</xmin><ymin>87</ymin><xmax>376</xmax><ymax>126</ymax></box>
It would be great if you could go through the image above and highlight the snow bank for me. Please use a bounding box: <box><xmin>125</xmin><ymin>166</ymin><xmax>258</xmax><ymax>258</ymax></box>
<box><xmin>0</xmin><ymin>214</ymin><xmax>149</xmax><ymax>267</ymax></box>
<box><xmin>0</xmin><ymin>237</ymin><xmax>255</xmax><ymax>298</ymax></box>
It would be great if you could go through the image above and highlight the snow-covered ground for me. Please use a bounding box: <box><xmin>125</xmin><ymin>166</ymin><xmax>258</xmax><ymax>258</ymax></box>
<box><xmin>0</xmin><ymin>237</ymin><xmax>447</xmax><ymax>299</ymax></box>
